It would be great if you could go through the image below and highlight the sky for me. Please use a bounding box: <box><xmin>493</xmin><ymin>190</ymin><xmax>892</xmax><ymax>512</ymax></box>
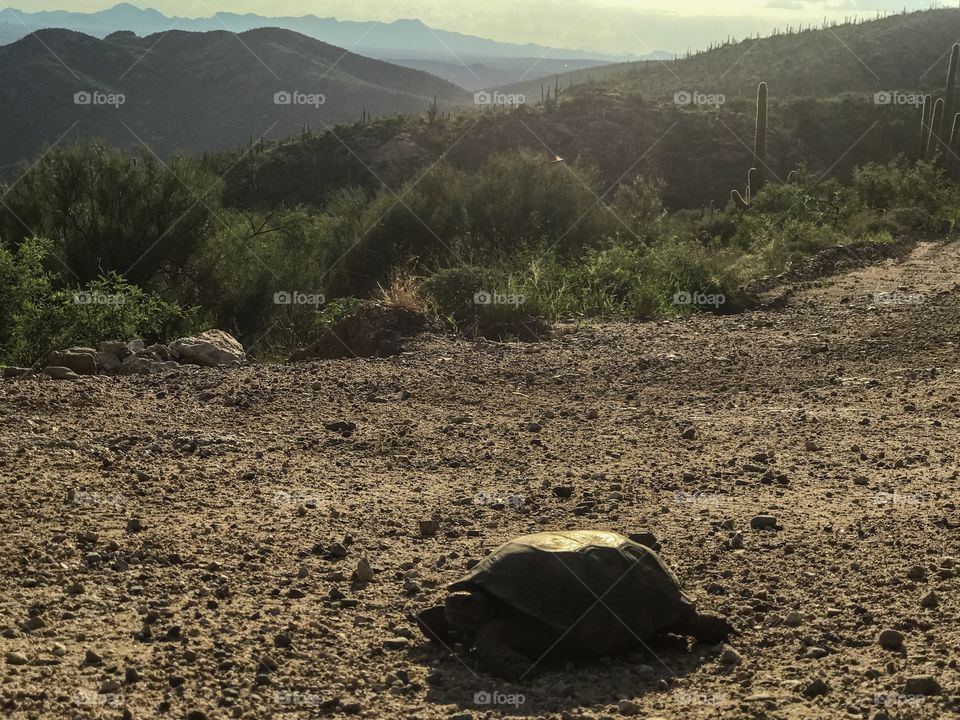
<box><xmin>10</xmin><ymin>0</ymin><xmax>948</xmax><ymax>53</ymax></box>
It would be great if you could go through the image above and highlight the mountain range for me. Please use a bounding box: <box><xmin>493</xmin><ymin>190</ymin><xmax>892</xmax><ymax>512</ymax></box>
<box><xmin>0</xmin><ymin>4</ymin><xmax>671</xmax><ymax>89</ymax></box>
<box><xmin>0</xmin><ymin>27</ymin><xmax>469</xmax><ymax>170</ymax></box>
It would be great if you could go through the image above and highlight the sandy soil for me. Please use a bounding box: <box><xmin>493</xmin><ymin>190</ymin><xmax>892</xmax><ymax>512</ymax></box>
<box><xmin>1</xmin><ymin>241</ymin><xmax>959</xmax><ymax>720</ymax></box>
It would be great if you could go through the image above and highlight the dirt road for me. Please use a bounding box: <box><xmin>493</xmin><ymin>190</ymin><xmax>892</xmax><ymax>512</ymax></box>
<box><xmin>2</xmin><ymin>241</ymin><xmax>958</xmax><ymax>719</ymax></box>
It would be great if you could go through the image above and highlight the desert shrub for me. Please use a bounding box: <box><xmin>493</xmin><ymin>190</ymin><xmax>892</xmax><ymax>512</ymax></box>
<box><xmin>421</xmin><ymin>265</ymin><xmax>534</xmax><ymax>337</ymax></box>
<box><xmin>613</xmin><ymin>175</ymin><xmax>667</xmax><ymax>239</ymax></box>
<box><xmin>0</xmin><ymin>237</ymin><xmax>194</xmax><ymax>366</ymax></box>
<box><xmin>853</xmin><ymin>160</ymin><xmax>958</xmax><ymax>230</ymax></box>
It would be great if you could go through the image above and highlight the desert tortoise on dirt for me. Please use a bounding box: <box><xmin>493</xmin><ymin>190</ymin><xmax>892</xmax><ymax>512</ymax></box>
<box><xmin>417</xmin><ymin>530</ymin><xmax>734</xmax><ymax>680</ymax></box>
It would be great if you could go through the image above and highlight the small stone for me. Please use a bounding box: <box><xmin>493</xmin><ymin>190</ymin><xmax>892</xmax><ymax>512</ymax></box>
<box><xmin>99</xmin><ymin>679</ymin><xmax>121</xmax><ymax>694</ymax></box>
<box><xmin>127</xmin><ymin>518</ymin><xmax>144</xmax><ymax>533</ymax></box>
<box><xmin>552</xmin><ymin>486</ymin><xmax>574</xmax><ymax>499</ymax></box>
<box><xmin>274</xmin><ymin>633</ymin><xmax>291</xmax><ymax>648</ymax></box>
<box><xmin>920</xmin><ymin>590</ymin><xmax>939</xmax><ymax>608</ymax></box>
<box><xmin>729</xmin><ymin>532</ymin><xmax>744</xmax><ymax>549</ymax></box>
<box><xmin>784</xmin><ymin>611</ymin><xmax>804</xmax><ymax>627</ymax></box>
<box><xmin>51</xmin><ymin>643</ymin><xmax>67</xmax><ymax>657</ymax></box>
<box><xmin>805</xmin><ymin>646</ymin><xmax>829</xmax><ymax>659</ymax></box>
<box><xmin>878</xmin><ymin>629</ymin><xmax>904</xmax><ymax>650</ymax></box>
<box><xmin>5</xmin><ymin>651</ymin><xmax>28</xmax><ymax>665</ymax></box>
<box><xmin>328</xmin><ymin>543</ymin><xmax>348</xmax><ymax>558</ymax></box>
<box><xmin>418</xmin><ymin>520</ymin><xmax>440</xmax><ymax>537</ymax></box>
<box><xmin>382</xmin><ymin>637</ymin><xmax>409</xmax><ymax>650</ymax></box>
<box><xmin>804</xmin><ymin>440</ymin><xmax>821</xmax><ymax>451</ymax></box>
<box><xmin>169</xmin><ymin>674</ymin><xmax>186</xmax><ymax>687</ymax></box>
<box><xmin>853</xmin><ymin>476</ymin><xmax>869</xmax><ymax>486</ymax></box>
<box><xmin>43</xmin><ymin>366</ymin><xmax>80</xmax><ymax>381</ymax></box>
<box><xmin>83</xmin><ymin>649</ymin><xmax>103</xmax><ymax>665</ymax></box>
<box><xmin>617</xmin><ymin>698</ymin><xmax>641</xmax><ymax>715</ymax></box>
<box><xmin>125</xmin><ymin>667</ymin><xmax>140</xmax><ymax>683</ymax></box>
<box><xmin>187</xmin><ymin>711</ymin><xmax>208</xmax><ymax>720</ymax></box>
<box><xmin>526</xmin><ymin>422</ymin><xmax>542</xmax><ymax>432</ymax></box>
<box><xmin>750</xmin><ymin>515</ymin><xmax>777</xmax><ymax>530</ymax></box>
<box><xmin>19</xmin><ymin>616</ymin><xmax>45</xmax><ymax>632</ymax></box>
<box><xmin>802</xmin><ymin>678</ymin><xmax>829</xmax><ymax>697</ymax></box>
<box><xmin>681</xmin><ymin>427</ymin><xmax>697</xmax><ymax>440</ymax></box>
<box><xmin>585</xmin><ymin>409</ymin><xmax>599</xmax><ymax>420</ymax></box>
<box><xmin>906</xmin><ymin>565</ymin><xmax>926</xmax><ymax>580</ymax></box>
<box><xmin>719</xmin><ymin>645</ymin><xmax>742</xmax><ymax>665</ymax></box>
<box><xmin>902</xmin><ymin>675</ymin><xmax>940</xmax><ymax>695</ymax></box>
<box><xmin>66</xmin><ymin>581</ymin><xmax>85</xmax><ymax>595</ymax></box>
<box><xmin>353</xmin><ymin>558</ymin><xmax>374</xmax><ymax>583</ymax></box>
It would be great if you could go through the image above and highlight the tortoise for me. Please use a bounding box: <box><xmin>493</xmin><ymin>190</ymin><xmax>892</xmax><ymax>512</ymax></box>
<box><xmin>416</xmin><ymin>530</ymin><xmax>734</xmax><ymax>680</ymax></box>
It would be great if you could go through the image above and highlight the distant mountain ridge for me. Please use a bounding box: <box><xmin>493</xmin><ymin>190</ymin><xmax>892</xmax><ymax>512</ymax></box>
<box><xmin>0</xmin><ymin>3</ymin><xmax>645</xmax><ymax>62</ymax></box>
<box><xmin>0</xmin><ymin>27</ymin><xmax>470</xmax><ymax>170</ymax></box>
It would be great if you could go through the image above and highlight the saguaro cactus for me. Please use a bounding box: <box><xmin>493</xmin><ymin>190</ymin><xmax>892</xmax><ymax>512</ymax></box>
<box><xmin>753</xmin><ymin>82</ymin><xmax>768</xmax><ymax>189</ymax></box>
<box><xmin>921</xmin><ymin>95</ymin><xmax>933</xmax><ymax>160</ymax></box>
<box><xmin>928</xmin><ymin>97</ymin><xmax>945</xmax><ymax>161</ymax></box>
<box><xmin>943</xmin><ymin>43</ymin><xmax>960</xmax><ymax>138</ymax></box>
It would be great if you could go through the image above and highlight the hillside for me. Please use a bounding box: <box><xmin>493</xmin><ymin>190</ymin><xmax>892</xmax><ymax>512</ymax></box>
<box><xmin>0</xmin><ymin>27</ymin><xmax>470</xmax><ymax>170</ymax></box>
<box><xmin>499</xmin><ymin>8</ymin><xmax>960</xmax><ymax>102</ymax></box>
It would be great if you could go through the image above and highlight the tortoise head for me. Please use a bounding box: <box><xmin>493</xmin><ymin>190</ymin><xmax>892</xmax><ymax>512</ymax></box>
<box><xmin>444</xmin><ymin>591</ymin><xmax>499</xmax><ymax>631</ymax></box>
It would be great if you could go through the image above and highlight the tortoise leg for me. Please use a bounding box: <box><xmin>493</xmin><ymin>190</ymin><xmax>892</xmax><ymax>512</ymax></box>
<box><xmin>416</xmin><ymin>605</ymin><xmax>458</xmax><ymax>645</ymax></box>
<box><xmin>669</xmin><ymin>608</ymin><xmax>735</xmax><ymax>645</ymax></box>
<box><xmin>472</xmin><ymin>619</ymin><xmax>538</xmax><ymax>681</ymax></box>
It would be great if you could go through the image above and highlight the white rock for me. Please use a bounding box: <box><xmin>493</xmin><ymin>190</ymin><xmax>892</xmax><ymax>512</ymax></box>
<box><xmin>169</xmin><ymin>330</ymin><xmax>245</xmax><ymax>367</ymax></box>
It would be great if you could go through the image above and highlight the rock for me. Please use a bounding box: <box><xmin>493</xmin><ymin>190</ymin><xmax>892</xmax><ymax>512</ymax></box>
<box><xmin>526</xmin><ymin>422</ymin><xmax>542</xmax><ymax>432</ymax></box>
<box><xmin>418</xmin><ymin>520</ymin><xmax>440</xmax><ymax>537</ymax></box>
<box><xmin>750</xmin><ymin>515</ymin><xmax>777</xmax><ymax>530</ymax></box>
<box><xmin>902</xmin><ymin>675</ymin><xmax>940</xmax><ymax>695</ymax></box>
<box><xmin>730</xmin><ymin>532</ymin><xmax>744</xmax><ymax>549</ymax></box>
<box><xmin>49</xmin><ymin>348</ymin><xmax>98</xmax><ymax>375</ymax></box>
<box><xmin>878</xmin><ymin>629</ymin><xmax>904</xmax><ymax>650</ymax></box>
<box><xmin>290</xmin><ymin>302</ymin><xmax>427</xmax><ymax>360</ymax></box>
<box><xmin>128</xmin><ymin>339</ymin><xmax>146</xmax><ymax>353</ymax></box>
<box><xmin>274</xmin><ymin>633</ymin><xmax>292</xmax><ymax>648</ymax></box>
<box><xmin>83</xmin><ymin>649</ymin><xmax>103</xmax><ymax>665</ymax></box>
<box><xmin>2</xmin><ymin>366</ymin><xmax>30</xmax><ymax>378</ymax></box>
<box><xmin>553</xmin><ymin>486</ymin><xmax>574</xmax><ymax>499</ymax></box>
<box><xmin>99</xmin><ymin>340</ymin><xmax>130</xmax><ymax>359</ymax></box>
<box><xmin>804</xmin><ymin>440</ymin><xmax>821</xmax><ymax>451</ymax></box>
<box><xmin>125</xmin><ymin>667</ymin><xmax>140</xmax><ymax>683</ymax></box>
<box><xmin>681</xmin><ymin>427</ymin><xmax>697</xmax><ymax>440</ymax></box>
<box><xmin>906</xmin><ymin>565</ymin><xmax>926</xmax><ymax>580</ymax></box>
<box><xmin>382</xmin><ymin>637</ymin><xmax>409</xmax><ymax>650</ymax></box>
<box><xmin>43</xmin><ymin>366</ymin><xmax>79</xmax><ymax>381</ymax></box>
<box><xmin>19</xmin><ymin>616</ymin><xmax>45</xmax><ymax>632</ymax></box>
<box><xmin>802</xmin><ymin>678</ymin><xmax>829</xmax><ymax>697</ymax></box>
<box><xmin>51</xmin><ymin>643</ymin><xmax>67</xmax><ymax>657</ymax></box>
<box><xmin>617</xmin><ymin>699</ymin><xmax>641</xmax><ymax>715</ymax></box>
<box><xmin>126</xmin><ymin>518</ymin><xmax>144</xmax><ymax>533</ymax></box>
<box><xmin>99</xmin><ymin>679</ymin><xmax>121</xmax><ymax>694</ymax></box>
<box><xmin>853</xmin><ymin>476</ymin><xmax>869</xmax><ymax>486</ymax></box>
<box><xmin>186</xmin><ymin>711</ymin><xmax>209</xmax><ymax>720</ymax></box>
<box><xmin>169</xmin><ymin>329</ymin><xmax>245</xmax><ymax>367</ymax></box>
<box><xmin>353</xmin><ymin>558</ymin><xmax>374</xmax><ymax>583</ymax></box>
<box><xmin>119</xmin><ymin>356</ymin><xmax>180</xmax><ymax>375</ymax></box>
<box><xmin>784</xmin><ymin>611</ymin><xmax>804</xmax><ymax>627</ymax></box>
<box><xmin>328</xmin><ymin>543</ymin><xmax>348</xmax><ymax>559</ymax></box>
<box><xmin>920</xmin><ymin>590</ymin><xmax>939</xmax><ymax>608</ymax></box>
<box><xmin>805</xmin><ymin>646</ymin><xmax>828</xmax><ymax>659</ymax></box>
<box><xmin>66</xmin><ymin>581</ymin><xmax>85</xmax><ymax>595</ymax></box>
<box><xmin>719</xmin><ymin>645</ymin><xmax>742</xmax><ymax>665</ymax></box>
<box><xmin>5</xmin><ymin>651</ymin><xmax>28</xmax><ymax>665</ymax></box>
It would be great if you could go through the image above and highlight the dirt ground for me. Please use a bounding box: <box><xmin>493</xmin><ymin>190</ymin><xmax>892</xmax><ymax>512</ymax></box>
<box><xmin>1</xmin><ymin>240</ymin><xmax>959</xmax><ymax>720</ymax></box>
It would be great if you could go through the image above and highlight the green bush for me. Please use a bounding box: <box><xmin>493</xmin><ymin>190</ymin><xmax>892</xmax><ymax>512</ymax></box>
<box><xmin>0</xmin><ymin>237</ymin><xmax>195</xmax><ymax>367</ymax></box>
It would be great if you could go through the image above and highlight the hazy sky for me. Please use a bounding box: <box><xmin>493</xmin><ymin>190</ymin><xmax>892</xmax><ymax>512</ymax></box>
<box><xmin>12</xmin><ymin>0</ymin><xmax>945</xmax><ymax>52</ymax></box>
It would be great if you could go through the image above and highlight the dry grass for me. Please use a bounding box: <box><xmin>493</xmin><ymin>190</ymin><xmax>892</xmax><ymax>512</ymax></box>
<box><xmin>374</xmin><ymin>265</ymin><xmax>426</xmax><ymax>313</ymax></box>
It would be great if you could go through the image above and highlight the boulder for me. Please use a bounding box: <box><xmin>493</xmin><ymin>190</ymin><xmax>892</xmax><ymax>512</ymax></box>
<box><xmin>49</xmin><ymin>348</ymin><xmax>98</xmax><ymax>375</ymax></box>
<box><xmin>290</xmin><ymin>302</ymin><xmax>427</xmax><ymax>361</ymax></box>
<box><xmin>2</xmin><ymin>367</ymin><xmax>30</xmax><ymax>379</ymax></box>
<box><xmin>169</xmin><ymin>330</ymin><xmax>245</xmax><ymax>367</ymax></box>
<box><xmin>43</xmin><ymin>366</ymin><xmax>80</xmax><ymax>381</ymax></box>
<box><xmin>119</xmin><ymin>357</ymin><xmax>180</xmax><ymax>375</ymax></box>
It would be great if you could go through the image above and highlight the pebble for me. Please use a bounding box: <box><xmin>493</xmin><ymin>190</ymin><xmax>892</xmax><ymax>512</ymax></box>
<box><xmin>853</xmin><ymin>476</ymin><xmax>869</xmax><ymax>486</ymax></box>
<box><xmin>878</xmin><ymin>629</ymin><xmax>904</xmax><ymax>650</ymax></box>
<box><xmin>5</xmin><ymin>651</ymin><xmax>28</xmax><ymax>665</ymax></box>
<box><xmin>99</xmin><ymin>679</ymin><xmax>121</xmax><ymax>694</ymax></box>
<box><xmin>84</xmin><ymin>649</ymin><xmax>103</xmax><ymax>665</ymax></box>
<box><xmin>906</xmin><ymin>565</ymin><xmax>926</xmax><ymax>580</ymax></box>
<box><xmin>750</xmin><ymin>515</ymin><xmax>777</xmax><ymax>530</ymax></box>
<box><xmin>382</xmin><ymin>637</ymin><xmax>409</xmax><ymax>650</ymax></box>
<box><xmin>920</xmin><ymin>590</ymin><xmax>939</xmax><ymax>608</ymax></box>
<box><xmin>804</xmin><ymin>440</ymin><xmax>821</xmax><ymax>451</ymax></box>
<box><xmin>418</xmin><ymin>520</ymin><xmax>440</xmax><ymax>537</ymax></box>
<box><xmin>784</xmin><ymin>611</ymin><xmax>804</xmax><ymax>627</ymax></box>
<box><xmin>127</xmin><ymin>518</ymin><xmax>144</xmax><ymax>532</ymax></box>
<box><xmin>51</xmin><ymin>643</ymin><xmax>67</xmax><ymax>657</ymax></box>
<box><xmin>902</xmin><ymin>675</ymin><xmax>940</xmax><ymax>695</ymax></box>
<box><xmin>802</xmin><ymin>678</ymin><xmax>829</xmax><ymax>697</ymax></box>
<box><xmin>617</xmin><ymin>699</ymin><xmax>640</xmax><ymax>715</ymax></box>
<box><xmin>328</xmin><ymin>543</ymin><xmax>348</xmax><ymax>558</ymax></box>
<box><xmin>729</xmin><ymin>532</ymin><xmax>744</xmax><ymax>549</ymax></box>
<box><xmin>680</xmin><ymin>427</ymin><xmax>697</xmax><ymax>440</ymax></box>
<box><xmin>125</xmin><ymin>667</ymin><xmax>140</xmax><ymax>683</ymax></box>
<box><xmin>353</xmin><ymin>559</ymin><xmax>374</xmax><ymax>583</ymax></box>
<box><xmin>66</xmin><ymin>581</ymin><xmax>85</xmax><ymax>595</ymax></box>
<box><xmin>719</xmin><ymin>645</ymin><xmax>742</xmax><ymax>665</ymax></box>
<box><xmin>274</xmin><ymin>633</ymin><xmax>292</xmax><ymax>648</ymax></box>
